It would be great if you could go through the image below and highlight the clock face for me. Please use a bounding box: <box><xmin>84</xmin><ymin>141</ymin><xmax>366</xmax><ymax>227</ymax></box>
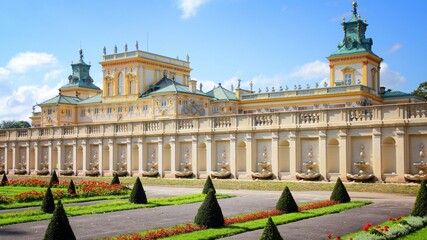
<box><xmin>346</xmin><ymin>42</ymin><xmax>353</xmax><ymax>50</ymax></box>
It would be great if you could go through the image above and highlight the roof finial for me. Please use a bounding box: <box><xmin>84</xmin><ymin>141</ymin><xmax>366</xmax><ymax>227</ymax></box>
<box><xmin>352</xmin><ymin>1</ymin><xmax>358</xmax><ymax>15</ymax></box>
<box><xmin>79</xmin><ymin>48</ymin><xmax>83</xmax><ymax>60</ymax></box>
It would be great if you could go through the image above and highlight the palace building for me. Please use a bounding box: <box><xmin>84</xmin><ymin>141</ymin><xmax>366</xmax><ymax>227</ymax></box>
<box><xmin>1</xmin><ymin>2</ymin><xmax>426</xmax><ymax>182</ymax></box>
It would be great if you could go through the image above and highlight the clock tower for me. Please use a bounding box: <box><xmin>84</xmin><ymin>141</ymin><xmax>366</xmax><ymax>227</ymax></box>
<box><xmin>327</xmin><ymin>2</ymin><xmax>382</xmax><ymax>95</ymax></box>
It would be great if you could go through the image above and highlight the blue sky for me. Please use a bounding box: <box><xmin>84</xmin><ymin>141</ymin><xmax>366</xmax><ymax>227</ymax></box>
<box><xmin>0</xmin><ymin>0</ymin><xmax>426</xmax><ymax>121</ymax></box>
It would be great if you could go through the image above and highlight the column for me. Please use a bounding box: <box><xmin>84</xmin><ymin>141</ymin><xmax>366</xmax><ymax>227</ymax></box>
<box><xmin>289</xmin><ymin>133</ymin><xmax>297</xmax><ymax>179</ymax></box>
<box><xmin>138</xmin><ymin>138</ymin><xmax>143</xmax><ymax>173</ymax></box>
<box><xmin>56</xmin><ymin>142</ymin><xmax>62</xmax><ymax>175</ymax></box>
<box><xmin>108</xmin><ymin>140</ymin><xmax>114</xmax><ymax>172</ymax></box>
<box><xmin>170</xmin><ymin>137</ymin><xmax>176</xmax><ymax>173</ymax></box>
<box><xmin>338</xmin><ymin>131</ymin><xmax>348</xmax><ymax>181</ymax></box>
<box><xmin>3</xmin><ymin>144</ymin><xmax>9</xmax><ymax>174</ymax></box>
<box><xmin>25</xmin><ymin>143</ymin><xmax>30</xmax><ymax>175</ymax></box>
<box><xmin>11</xmin><ymin>143</ymin><xmax>16</xmax><ymax>173</ymax></box>
<box><xmin>48</xmin><ymin>142</ymin><xmax>52</xmax><ymax>173</ymax></box>
<box><xmin>98</xmin><ymin>141</ymin><xmax>103</xmax><ymax>176</ymax></box>
<box><xmin>229</xmin><ymin>134</ymin><xmax>237</xmax><ymax>179</ymax></box>
<box><xmin>245</xmin><ymin>134</ymin><xmax>253</xmax><ymax>174</ymax></box>
<box><xmin>191</xmin><ymin>136</ymin><xmax>198</xmax><ymax>177</ymax></box>
<box><xmin>206</xmin><ymin>136</ymin><xmax>212</xmax><ymax>174</ymax></box>
<box><xmin>157</xmin><ymin>137</ymin><xmax>163</xmax><ymax>177</ymax></box>
<box><xmin>271</xmin><ymin>132</ymin><xmax>279</xmax><ymax>179</ymax></box>
<box><xmin>72</xmin><ymin>141</ymin><xmax>77</xmax><ymax>175</ymax></box>
<box><xmin>318</xmin><ymin>131</ymin><xmax>327</xmax><ymax>181</ymax></box>
<box><xmin>82</xmin><ymin>140</ymin><xmax>87</xmax><ymax>172</ymax></box>
<box><xmin>372</xmin><ymin>129</ymin><xmax>382</xmax><ymax>182</ymax></box>
<box><xmin>34</xmin><ymin>143</ymin><xmax>39</xmax><ymax>172</ymax></box>
<box><xmin>395</xmin><ymin>128</ymin><xmax>406</xmax><ymax>182</ymax></box>
<box><xmin>126</xmin><ymin>139</ymin><xmax>132</xmax><ymax>175</ymax></box>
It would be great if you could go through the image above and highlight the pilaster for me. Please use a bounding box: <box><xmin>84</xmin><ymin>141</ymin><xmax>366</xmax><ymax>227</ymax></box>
<box><xmin>372</xmin><ymin>129</ymin><xmax>382</xmax><ymax>182</ymax></box>
<box><xmin>338</xmin><ymin>131</ymin><xmax>348</xmax><ymax>181</ymax></box>
<box><xmin>157</xmin><ymin>137</ymin><xmax>163</xmax><ymax>177</ymax></box>
<box><xmin>318</xmin><ymin>131</ymin><xmax>327</xmax><ymax>180</ymax></box>
<box><xmin>289</xmin><ymin>133</ymin><xmax>297</xmax><ymax>179</ymax></box>
<box><xmin>395</xmin><ymin>128</ymin><xmax>406</xmax><ymax>182</ymax></box>
<box><xmin>271</xmin><ymin>132</ymin><xmax>279</xmax><ymax>179</ymax></box>
<box><xmin>229</xmin><ymin>134</ymin><xmax>237</xmax><ymax>179</ymax></box>
<box><xmin>191</xmin><ymin>136</ymin><xmax>198</xmax><ymax>177</ymax></box>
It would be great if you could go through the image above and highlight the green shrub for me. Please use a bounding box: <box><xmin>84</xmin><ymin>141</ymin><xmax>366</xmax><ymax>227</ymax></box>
<box><xmin>194</xmin><ymin>188</ymin><xmax>224</xmax><ymax>228</ymax></box>
<box><xmin>129</xmin><ymin>177</ymin><xmax>147</xmax><ymax>204</ymax></box>
<box><xmin>49</xmin><ymin>170</ymin><xmax>59</xmax><ymax>187</ymax></box>
<box><xmin>259</xmin><ymin>217</ymin><xmax>283</xmax><ymax>240</ymax></box>
<box><xmin>44</xmin><ymin>200</ymin><xmax>76</xmax><ymax>240</ymax></box>
<box><xmin>41</xmin><ymin>187</ymin><xmax>55</xmax><ymax>213</ymax></box>
<box><xmin>68</xmin><ymin>179</ymin><xmax>77</xmax><ymax>196</ymax></box>
<box><xmin>202</xmin><ymin>175</ymin><xmax>216</xmax><ymax>194</ymax></box>
<box><xmin>275</xmin><ymin>186</ymin><xmax>298</xmax><ymax>213</ymax></box>
<box><xmin>330</xmin><ymin>177</ymin><xmax>351</xmax><ymax>203</ymax></box>
<box><xmin>1</xmin><ymin>173</ymin><xmax>7</xmax><ymax>186</ymax></box>
<box><xmin>111</xmin><ymin>173</ymin><xmax>120</xmax><ymax>185</ymax></box>
<box><xmin>411</xmin><ymin>180</ymin><xmax>427</xmax><ymax>216</ymax></box>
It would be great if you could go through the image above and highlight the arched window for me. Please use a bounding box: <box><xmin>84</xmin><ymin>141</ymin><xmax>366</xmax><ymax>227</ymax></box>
<box><xmin>118</xmin><ymin>73</ymin><xmax>124</xmax><ymax>95</ymax></box>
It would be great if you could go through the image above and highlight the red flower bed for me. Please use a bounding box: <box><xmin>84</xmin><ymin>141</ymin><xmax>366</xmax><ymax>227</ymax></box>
<box><xmin>13</xmin><ymin>189</ymin><xmax>69</xmax><ymax>202</ymax></box>
<box><xmin>114</xmin><ymin>199</ymin><xmax>340</xmax><ymax>240</ymax></box>
<box><xmin>0</xmin><ymin>194</ymin><xmax>13</xmax><ymax>204</ymax></box>
<box><xmin>78</xmin><ymin>180</ymin><xmax>128</xmax><ymax>197</ymax></box>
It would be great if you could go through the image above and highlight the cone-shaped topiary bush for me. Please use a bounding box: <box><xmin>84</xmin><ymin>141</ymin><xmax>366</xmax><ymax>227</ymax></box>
<box><xmin>194</xmin><ymin>188</ymin><xmax>224</xmax><ymax>228</ymax></box>
<box><xmin>411</xmin><ymin>180</ymin><xmax>427</xmax><ymax>216</ymax></box>
<box><xmin>68</xmin><ymin>179</ymin><xmax>77</xmax><ymax>196</ymax></box>
<box><xmin>259</xmin><ymin>217</ymin><xmax>283</xmax><ymax>240</ymax></box>
<box><xmin>44</xmin><ymin>200</ymin><xmax>76</xmax><ymax>240</ymax></box>
<box><xmin>275</xmin><ymin>186</ymin><xmax>299</xmax><ymax>213</ymax></box>
<box><xmin>202</xmin><ymin>175</ymin><xmax>216</xmax><ymax>194</ymax></box>
<box><xmin>41</xmin><ymin>187</ymin><xmax>55</xmax><ymax>213</ymax></box>
<box><xmin>1</xmin><ymin>173</ymin><xmax>8</xmax><ymax>186</ymax></box>
<box><xmin>129</xmin><ymin>177</ymin><xmax>147</xmax><ymax>204</ymax></box>
<box><xmin>49</xmin><ymin>170</ymin><xmax>59</xmax><ymax>187</ymax></box>
<box><xmin>330</xmin><ymin>177</ymin><xmax>351</xmax><ymax>203</ymax></box>
<box><xmin>111</xmin><ymin>173</ymin><xmax>120</xmax><ymax>185</ymax></box>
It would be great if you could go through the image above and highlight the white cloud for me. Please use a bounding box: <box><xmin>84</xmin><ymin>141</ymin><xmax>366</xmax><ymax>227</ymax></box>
<box><xmin>0</xmin><ymin>67</ymin><xmax>10</xmax><ymax>80</ymax></box>
<box><xmin>44</xmin><ymin>69</ymin><xmax>64</xmax><ymax>81</ymax></box>
<box><xmin>387</xmin><ymin>43</ymin><xmax>403</xmax><ymax>54</ymax></box>
<box><xmin>288</xmin><ymin>60</ymin><xmax>329</xmax><ymax>80</ymax></box>
<box><xmin>380</xmin><ymin>62</ymin><xmax>406</xmax><ymax>90</ymax></box>
<box><xmin>0</xmin><ymin>82</ymin><xmax>64</xmax><ymax>121</ymax></box>
<box><xmin>6</xmin><ymin>52</ymin><xmax>58</xmax><ymax>73</ymax></box>
<box><xmin>177</xmin><ymin>0</ymin><xmax>209</xmax><ymax>19</ymax></box>
<box><xmin>191</xmin><ymin>78</ymin><xmax>215</xmax><ymax>92</ymax></box>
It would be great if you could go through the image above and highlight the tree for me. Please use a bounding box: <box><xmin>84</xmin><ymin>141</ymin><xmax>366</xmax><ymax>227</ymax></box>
<box><xmin>330</xmin><ymin>177</ymin><xmax>351</xmax><ymax>203</ymax></box>
<box><xmin>0</xmin><ymin>120</ymin><xmax>31</xmax><ymax>129</ymax></box>
<box><xmin>43</xmin><ymin>200</ymin><xmax>76</xmax><ymax>240</ymax></box>
<box><xmin>412</xmin><ymin>81</ymin><xmax>427</xmax><ymax>99</ymax></box>
<box><xmin>129</xmin><ymin>177</ymin><xmax>147</xmax><ymax>204</ymax></box>
<box><xmin>1</xmin><ymin>173</ymin><xmax>8</xmax><ymax>186</ymax></box>
<box><xmin>194</xmin><ymin>188</ymin><xmax>224</xmax><ymax>228</ymax></box>
<box><xmin>202</xmin><ymin>175</ymin><xmax>216</xmax><ymax>194</ymax></box>
<box><xmin>275</xmin><ymin>186</ymin><xmax>299</xmax><ymax>213</ymax></box>
<box><xmin>111</xmin><ymin>173</ymin><xmax>120</xmax><ymax>185</ymax></box>
<box><xmin>41</xmin><ymin>187</ymin><xmax>55</xmax><ymax>213</ymax></box>
<box><xmin>68</xmin><ymin>179</ymin><xmax>77</xmax><ymax>196</ymax></box>
<box><xmin>259</xmin><ymin>217</ymin><xmax>283</xmax><ymax>240</ymax></box>
<box><xmin>49</xmin><ymin>170</ymin><xmax>59</xmax><ymax>187</ymax></box>
<box><xmin>411</xmin><ymin>180</ymin><xmax>427</xmax><ymax>216</ymax></box>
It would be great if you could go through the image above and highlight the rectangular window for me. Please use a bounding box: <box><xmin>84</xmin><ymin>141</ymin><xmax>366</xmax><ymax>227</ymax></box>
<box><xmin>47</xmin><ymin>109</ymin><xmax>52</xmax><ymax>115</ymax></box>
<box><xmin>128</xmin><ymin>106</ymin><xmax>134</xmax><ymax>112</ymax></box>
<box><xmin>65</xmin><ymin>109</ymin><xmax>71</xmax><ymax>116</ymax></box>
<box><xmin>107</xmin><ymin>107</ymin><xmax>112</xmax><ymax>114</ymax></box>
<box><xmin>161</xmin><ymin>100</ymin><xmax>167</xmax><ymax>106</ymax></box>
<box><xmin>80</xmin><ymin>109</ymin><xmax>86</xmax><ymax>117</ymax></box>
<box><xmin>94</xmin><ymin>108</ymin><xmax>99</xmax><ymax>114</ymax></box>
<box><xmin>118</xmin><ymin>107</ymin><xmax>123</xmax><ymax>113</ymax></box>
<box><xmin>213</xmin><ymin>105</ymin><xmax>219</xmax><ymax>113</ymax></box>
<box><xmin>344</xmin><ymin>73</ymin><xmax>352</xmax><ymax>85</ymax></box>
<box><xmin>143</xmin><ymin>105</ymin><xmax>148</xmax><ymax>111</ymax></box>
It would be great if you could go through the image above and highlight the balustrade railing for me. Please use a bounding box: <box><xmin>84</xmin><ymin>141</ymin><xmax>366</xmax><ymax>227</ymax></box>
<box><xmin>178</xmin><ymin>119</ymin><xmax>194</xmax><ymax>130</ymax></box>
<box><xmin>299</xmin><ymin>112</ymin><xmax>320</xmax><ymax>124</ymax></box>
<box><xmin>18</xmin><ymin>130</ymin><xmax>28</xmax><ymax>137</ymax></box>
<box><xmin>145</xmin><ymin>121</ymin><xmax>159</xmax><ymax>132</ymax></box>
<box><xmin>88</xmin><ymin>125</ymin><xmax>101</xmax><ymax>134</ymax></box>
<box><xmin>214</xmin><ymin>117</ymin><xmax>232</xmax><ymax>128</ymax></box>
<box><xmin>114</xmin><ymin>124</ymin><xmax>128</xmax><ymax>133</ymax></box>
<box><xmin>254</xmin><ymin>114</ymin><xmax>274</xmax><ymax>126</ymax></box>
<box><xmin>63</xmin><ymin>126</ymin><xmax>74</xmax><ymax>135</ymax></box>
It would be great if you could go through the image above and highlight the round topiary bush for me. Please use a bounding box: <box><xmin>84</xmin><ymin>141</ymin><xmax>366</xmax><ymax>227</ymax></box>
<box><xmin>275</xmin><ymin>186</ymin><xmax>299</xmax><ymax>213</ymax></box>
<box><xmin>68</xmin><ymin>179</ymin><xmax>77</xmax><ymax>196</ymax></box>
<box><xmin>194</xmin><ymin>188</ymin><xmax>224</xmax><ymax>228</ymax></box>
<box><xmin>411</xmin><ymin>180</ymin><xmax>427</xmax><ymax>216</ymax></box>
<box><xmin>49</xmin><ymin>170</ymin><xmax>59</xmax><ymax>188</ymax></box>
<box><xmin>41</xmin><ymin>187</ymin><xmax>55</xmax><ymax>213</ymax></box>
<box><xmin>111</xmin><ymin>173</ymin><xmax>120</xmax><ymax>185</ymax></box>
<box><xmin>44</xmin><ymin>200</ymin><xmax>76</xmax><ymax>240</ymax></box>
<box><xmin>202</xmin><ymin>175</ymin><xmax>216</xmax><ymax>194</ymax></box>
<box><xmin>330</xmin><ymin>177</ymin><xmax>351</xmax><ymax>203</ymax></box>
<box><xmin>129</xmin><ymin>177</ymin><xmax>147</xmax><ymax>204</ymax></box>
<box><xmin>259</xmin><ymin>217</ymin><xmax>283</xmax><ymax>240</ymax></box>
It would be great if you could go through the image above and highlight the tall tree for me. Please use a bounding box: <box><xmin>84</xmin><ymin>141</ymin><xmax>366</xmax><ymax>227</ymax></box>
<box><xmin>0</xmin><ymin>120</ymin><xmax>31</xmax><ymax>129</ymax></box>
<box><xmin>412</xmin><ymin>81</ymin><xmax>427</xmax><ymax>99</ymax></box>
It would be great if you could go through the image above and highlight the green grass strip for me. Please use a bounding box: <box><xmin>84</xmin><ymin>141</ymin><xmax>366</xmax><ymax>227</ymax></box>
<box><xmin>0</xmin><ymin>193</ymin><xmax>233</xmax><ymax>226</ymax></box>
<box><xmin>399</xmin><ymin>225</ymin><xmax>427</xmax><ymax>239</ymax></box>
<box><xmin>132</xmin><ymin>201</ymin><xmax>370</xmax><ymax>240</ymax></box>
